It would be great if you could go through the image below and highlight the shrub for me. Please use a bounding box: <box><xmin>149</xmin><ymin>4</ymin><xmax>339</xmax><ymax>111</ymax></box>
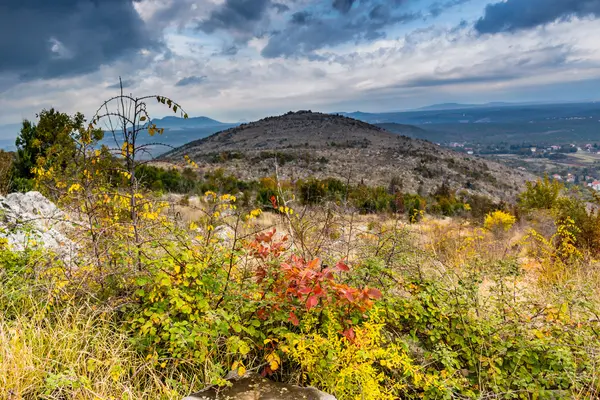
<box><xmin>350</xmin><ymin>186</ymin><xmax>393</xmax><ymax>214</ymax></box>
<box><xmin>519</xmin><ymin>175</ymin><xmax>563</xmax><ymax>211</ymax></box>
<box><xmin>298</xmin><ymin>177</ymin><xmax>347</xmax><ymax>205</ymax></box>
<box><xmin>404</xmin><ymin>194</ymin><xmax>426</xmax><ymax>223</ymax></box>
<box><xmin>484</xmin><ymin>210</ymin><xmax>516</xmax><ymax>233</ymax></box>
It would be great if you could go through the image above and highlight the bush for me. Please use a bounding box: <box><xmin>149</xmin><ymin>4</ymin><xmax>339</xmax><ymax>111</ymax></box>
<box><xmin>350</xmin><ymin>186</ymin><xmax>394</xmax><ymax>214</ymax></box>
<box><xmin>484</xmin><ymin>210</ymin><xmax>516</xmax><ymax>234</ymax></box>
<box><xmin>404</xmin><ymin>194</ymin><xmax>426</xmax><ymax>223</ymax></box>
<box><xmin>519</xmin><ymin>175</ymin><xmax>563</xmax><ymax>211</ymax></box>
<box><xmin>298</xmin><ymin>177</ymin><xmax>347</xmax><ymax>205</ymax></box>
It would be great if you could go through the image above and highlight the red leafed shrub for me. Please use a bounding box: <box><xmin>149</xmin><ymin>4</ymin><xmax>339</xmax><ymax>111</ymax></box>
<box><xmin>248</xmin><ymin>229</ymin><xmax>382</xmax><ymax>340</ymax></box>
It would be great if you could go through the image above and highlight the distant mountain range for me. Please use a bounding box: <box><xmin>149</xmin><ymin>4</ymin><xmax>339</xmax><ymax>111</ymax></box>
<box><xmin>149</xmin><ymin>116</ymin><xmax>231</xmax><ymax>129</ymax></box>
<box><xmin>415</xmin><ymin>102</ymin><xmax>515</xmax><ymax>111</ymax></box>
<box><xmin>2</xmin><ymin>101</ymin><xmax>599</xmax><ymax>153</ymax></box>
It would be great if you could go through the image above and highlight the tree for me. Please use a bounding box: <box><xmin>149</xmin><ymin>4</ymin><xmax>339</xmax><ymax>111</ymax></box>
<box><xmin>88</xmin><ymin>80</ymin><xmax>188</xmax><ymax>270</ymax></box>
<box><xmin>12</xmin><ymin>108</ymin><xmax>84</xmax><ymax>192</ymax></box>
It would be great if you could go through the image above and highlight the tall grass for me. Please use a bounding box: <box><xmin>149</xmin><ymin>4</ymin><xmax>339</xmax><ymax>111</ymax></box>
<box><xmin>0</xmin><ymin>304</ymin><xmax>193</xmax><ymax>400</ymax></box>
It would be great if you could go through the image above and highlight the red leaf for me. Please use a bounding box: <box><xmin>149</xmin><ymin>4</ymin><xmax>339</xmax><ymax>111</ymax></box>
<box><xmin>366</xmin><ymin>288</ymin><xmax>383</xmax><ymax>300</ymax></box>
<box><xmin>307</xmin><ymin>258</ymin><xmax>320</xmax><ymax>270</ymax></box>
<box><xmin>306</xmin><ymin>295</ymin><xmax>319</xmax><ymax>310</ymax></box>
<box><xmin>336</xmin><ymin>261</ymin><xmax>350</xmax><ymax>271</ymax></box>
<box><xmin>298</xmin><ymin>287</ymin><xmax>312</xmax><ymax>295</ymax></box>
<box><xmin>257</xmin><ymin>308</ymin><xmax>267</xmax><ymax>320</ymax></box>
<box><xmin>344</xmin><ymin>290</ymin><xmax>355</xmax><ymax>302</ymax></box>
<box><xmin>342</xmin><ymin>327</ymin><xmax>355</xmax><ymax>342</ymax></box>
<box><xmin>289</xmin><ymin>311</ymin><xmax>299</xmax><ymax>326</ymax></box>
<box><xmin>270</xmin><ymin>196</ymin><xmax>277</xmax><ymax>208</ymax></box>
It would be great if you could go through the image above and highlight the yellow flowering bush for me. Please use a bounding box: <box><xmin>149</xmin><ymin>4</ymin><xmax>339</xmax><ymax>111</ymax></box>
<box><xmin>484</xmin><ymin>210</ymin><xmax>516</xmax><ymax>233</ymax></box>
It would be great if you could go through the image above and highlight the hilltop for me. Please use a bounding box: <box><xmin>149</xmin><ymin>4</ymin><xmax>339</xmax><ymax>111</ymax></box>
<box><xmin>163</xmin><ymin>111</ymin><xmax>533</xmax><ymax>200</ymax></box>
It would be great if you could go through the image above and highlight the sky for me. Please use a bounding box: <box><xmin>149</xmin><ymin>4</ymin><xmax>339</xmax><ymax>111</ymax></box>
<box><xmin>1</xmin><ymin>0</ymin><xmax>600</xmax><ymax>128</ymax></box>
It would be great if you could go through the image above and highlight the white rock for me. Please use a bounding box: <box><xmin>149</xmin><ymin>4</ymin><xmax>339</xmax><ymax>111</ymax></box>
<box><xmin>0</xmin><ymin>191</ymin><xmax>75</xmax><ymax>256</ymax></box>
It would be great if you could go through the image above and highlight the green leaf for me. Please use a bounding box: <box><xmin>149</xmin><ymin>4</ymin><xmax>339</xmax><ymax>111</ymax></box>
<box><xmin>173</xmin><ymin>105</ymin><xmax>178</xmax><ymax>113</ymax></box>
<box><xmin>140</xmin><ymin>116</ymin><xmax>147</xmax><ymax>122</ymax></box>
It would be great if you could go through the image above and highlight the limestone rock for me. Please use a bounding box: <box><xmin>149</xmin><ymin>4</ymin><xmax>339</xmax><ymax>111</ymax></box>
<box><xmin>183</xmin><ymin>374</ymin><xmax>336</xmax><ymax>400</ymax></box>
<box><xmin>0</xmin><ymin>191</ymin><xmax>75</xmax><ymax>255</ymax></box>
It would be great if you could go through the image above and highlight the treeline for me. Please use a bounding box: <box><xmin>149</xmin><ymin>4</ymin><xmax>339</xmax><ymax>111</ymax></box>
<box><xmin>131</xmin><ymin>164</ymin><xmax>506</xmax><ymax>222</ymax></box>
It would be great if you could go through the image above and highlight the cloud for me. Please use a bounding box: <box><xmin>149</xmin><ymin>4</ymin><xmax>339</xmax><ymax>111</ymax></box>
<box><xmin>214</xmin><ymin>45</ymin><xmax>240</xmax><ymax>56</ymax></box>
<box><xmin>291</xmin><ymin>11</ymin><xmax>312</xmax><ymax>25</ymax></box>
<box><xmin>260</xmin><ymin>0</ymin><xmax>471</xmax><ymax>59</ymax></box>
<box><xmin>272</xmin><ymin>2</ymin><xmax>290</xmax><ymax>13</ymax></box>
<box><xmin>197</xmin><ymin>0</ymin><xmax>272</xmax><ymax>41</ymax></box>
<box><xmin>475</xmin><ymin>0</ymin><xmax>600</xmax><ymax>34</ymax></box>
<box><xmin>429</xmin><ymin>0</ymin><xmax>471</xmax><ymax>17</ymax></box>
<box><xmin>333</xmin><ymin>0</ymin><xmax>356</xmax><ymax>14</ymax></box>
<box><xmin>106</xmin><ymin>79</ymin><xmax>136</xmax><ymax>90</ymax></box>
<box><xmin>261</xmin><ymin>2</ymin><xmax>422</xmax><ymax>58</ymax></box>
<box><xmin>175</xmin><ymin>75</ymin><xmax>207</xmax><ymax>86</ymax></box>
<box><xmin>0</xmin><ymin>0</ymin><xmax>159</xmax><ymax>80</ymax></box>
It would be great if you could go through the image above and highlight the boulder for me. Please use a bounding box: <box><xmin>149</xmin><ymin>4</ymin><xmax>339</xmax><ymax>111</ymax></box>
<box><xmin>183</xmin><ymin>374</ymin><xmax>336</xmax><ymax>400</ymax></box>
<box><xmin>0</xmin><ymin>191</ymin><xmax>75</xmax><ymax>255</ymax></box>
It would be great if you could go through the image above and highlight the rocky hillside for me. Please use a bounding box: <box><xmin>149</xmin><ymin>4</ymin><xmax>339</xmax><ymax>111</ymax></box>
<box><xmin>163</xmin><ymin>111</ymin><xmax>535</xmax><ymax>200</ymax></box>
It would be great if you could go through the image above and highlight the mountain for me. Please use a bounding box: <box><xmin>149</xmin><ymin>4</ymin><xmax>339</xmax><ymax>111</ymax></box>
<box><xmin>416</xmin><ymin>102</ymin><xmax>514</xmax><ymax>111</ymax></box>
<box><xmin>334</xmin><ymin>102</ymin><xmax>600</xmax><ymax>146</ymax></box>
<box><xmin>150</xmin><ymin>116</ymin><xmax>229</xmax><ymax>129</ymax></box>
<box><xmin>373</xmin><ymin>123</ymin><xmax>428</xmax><ymax>137</ymax></box>
<box><xmin>106</xmin><ymin>117</ymin><xmax>240</xmax><ymax>157</ymax></box>
<box><xmin>163</xmin><ymin>111</ymin><xmax>534</xmax><ymax>200</ymax></box>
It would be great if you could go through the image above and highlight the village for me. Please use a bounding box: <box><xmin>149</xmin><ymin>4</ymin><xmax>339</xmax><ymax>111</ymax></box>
<box><xmin>444</xmin><ymin>141</ymin><xmax>600</xmax><ymax>191</ymax></box>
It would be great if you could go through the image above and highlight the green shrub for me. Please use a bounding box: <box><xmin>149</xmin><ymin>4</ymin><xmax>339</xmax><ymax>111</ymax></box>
<box><xmin>519</xmin><ymin>175</ymin><xmax>563</xmax><ymax>211</ymax></box>
<box><xmin>350</xmin><ymin>185</ymin><xmax>394</xmax><ymax>214</ymax></box>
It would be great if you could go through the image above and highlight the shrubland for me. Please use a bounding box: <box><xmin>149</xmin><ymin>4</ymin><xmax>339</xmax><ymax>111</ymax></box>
<box><xmin>1</xmin><ymin>93</ymin><xmax>600</xmax><ymax>399</ymax></box>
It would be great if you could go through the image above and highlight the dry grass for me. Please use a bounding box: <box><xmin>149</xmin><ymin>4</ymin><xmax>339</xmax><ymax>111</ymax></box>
<box><xmin>0</xmin><ymin>305</ymin><xmax>194</xmax><ymax>400</ymax></box>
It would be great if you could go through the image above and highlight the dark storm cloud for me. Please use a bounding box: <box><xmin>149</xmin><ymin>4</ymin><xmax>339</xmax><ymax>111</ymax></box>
<box><xmin>175</xmin><ymin>75</ymin><xmax>207</xmax><ymax>87</ymax></box>
<box><xmin>197</xmin><ymin>0</ymin><xmax>272</xmax><ymax>36</ymax></box>
<box><xmin>260</xmin><ymin>0</ymin><xmax>471</xmax><ymax>59</ymax></box>
<box><xmin>272</xmin><ymin>3</ymin><xmax>290</xmax><ymax>13</ymax></box>
<box><xmin>0</xmin><ymin>0</ymin><xmax>158</xmax><ymax>80</ymax></box>
<box><xmin>475</xmin><ymin>0</ymin><xmax>600</xmax><ymax>34</ymax></box>
<box><xmin>333</xmin><ymin>0</ymin><xmax>356</xmax><ymax>14</ymax></box>
<box><xmin>291</xmin><ymin>11</ymin><xmax>312</xmax><ymax>25</ymax></box>
<box><xmin>261</xmin><ymin>4</ymin><xmax>421</xmax><ymax>58</ymax></box>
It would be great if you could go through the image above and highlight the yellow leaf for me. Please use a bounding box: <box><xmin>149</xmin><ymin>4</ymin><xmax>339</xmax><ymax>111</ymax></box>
<box><xmin>237</xmin><ymin>365</ymin><xmax>246</xmax><ymax>376</ymax></box>
<box><xmin>266</xmin><ymin>352</ymin><xmax>280</xmax><ymax>371</ymax></box>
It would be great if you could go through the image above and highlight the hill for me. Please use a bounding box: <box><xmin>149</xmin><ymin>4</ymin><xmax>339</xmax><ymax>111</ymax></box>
<box><xmin>150</xmin><ymin>116</ymin><xmax>229</xmax><ymax>129</ymax></box>
<box><xmin>163</xmin><ymin>111</ymin><xmax>533</xmax><ymax>200</ymax></box>
<box><xmin>373</xmin><ymin>123</ymin><xmax>429</xmax><ymax>138</ymax></box>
